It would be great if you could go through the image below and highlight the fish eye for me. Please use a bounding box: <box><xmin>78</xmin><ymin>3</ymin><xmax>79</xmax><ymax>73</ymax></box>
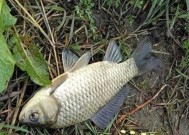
<box><xmin>29</xmin><ymin>112</ymin><xmax>39</xmax><ymax>122</ymax></box>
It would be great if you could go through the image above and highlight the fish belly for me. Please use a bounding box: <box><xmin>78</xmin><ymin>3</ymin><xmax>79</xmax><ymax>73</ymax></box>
<box><xmin>51</xmin><ymin>58</ymin><xmax>138</xmax><ymax>128</ymax></box>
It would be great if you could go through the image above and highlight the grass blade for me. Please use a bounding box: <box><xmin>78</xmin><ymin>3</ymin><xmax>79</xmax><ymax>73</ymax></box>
<box><xmin>0</xmin><ymin>123</ymin><xmax>29</xmax><ymax>133</ymax></box>
<box><xmin>69</xmin><ymin>12</ymin><xmax>75</xmax><ymax>43</ymax></box>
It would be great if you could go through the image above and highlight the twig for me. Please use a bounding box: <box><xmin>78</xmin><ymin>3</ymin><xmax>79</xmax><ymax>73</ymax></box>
<box><xmin>39</xmin><ymin>0</ymin><xmax>60</xmax><ymax>75</ymax></box>
<box><xmin>9</xmin><ymin>77</ymin><xmax>29</xmax><ymax>134</ymax></box>
<box><xmin>166</xmin><ymin>0</ymin><xmax>170</xmax><ymax>37</ymax></box>
<box><xmin>0</xmin><ymin>91</ymin><xmax>22</xmax><ymax>101</ymax></box>
<box><xmin>163</xmin><ymin>107</ymin><xmax>178</xmax><ymax>135</ymax></box>
<box><xmin>6</xmin><ymin>85</ymin><xmax>11</xmax><ymax>124</ymax></box>
<box><xmin>0</xmin><ymin>109</ymin><xmax>12</xmax><ymax>115</ymax></box>
<box><xmin>116</xmin><ymin>84</ymin><xmax>167</xmax><ymax>124</ymax></box>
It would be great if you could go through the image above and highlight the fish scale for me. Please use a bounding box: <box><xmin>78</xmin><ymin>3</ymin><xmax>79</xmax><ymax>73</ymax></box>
<box><xmin>52</xmin><ymin>58</ymin><xmax>138</xmax><ymax>128</ymax></box>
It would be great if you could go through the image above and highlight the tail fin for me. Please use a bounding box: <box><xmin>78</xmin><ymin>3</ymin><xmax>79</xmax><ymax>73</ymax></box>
<box><xmin>131</xmin><ymin>37</ymin><xmax>161</xmax><ymax>76</ymax></box>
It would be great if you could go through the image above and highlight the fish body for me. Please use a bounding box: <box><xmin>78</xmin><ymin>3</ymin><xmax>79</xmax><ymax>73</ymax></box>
<box><xmin>52</xmin><ymin>59</ymin><xmax>138</xmax><ymax>128</ymax></box>
<box><xmin>19</xmin><ymin>38</ymin><xmax>160</xmax><ymax>129</ymax></box>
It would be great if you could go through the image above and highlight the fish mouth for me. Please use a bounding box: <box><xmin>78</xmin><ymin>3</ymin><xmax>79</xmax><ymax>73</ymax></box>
<box><xmin>18</xmin><ymin>112</ymin><xmax>33</xmax><ymax>125</ymax></box>
<box><xmin>19</xmin><ymin>115</ymin><xmax>40</xmax><ymax>126</ymax></box>
<box><xmin>18</xmin><ymin>112</ymin><xmax>25</xmax><ymax>123</ymax></box>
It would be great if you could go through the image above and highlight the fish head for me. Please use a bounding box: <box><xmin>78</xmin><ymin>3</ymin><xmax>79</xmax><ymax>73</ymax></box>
<box><xmin>19</xmin><ymin>87</ymin><xmax>60</xmax><ymax>126</ymax></box>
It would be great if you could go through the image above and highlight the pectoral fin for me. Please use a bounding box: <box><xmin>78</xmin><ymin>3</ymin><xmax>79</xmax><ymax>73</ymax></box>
<box><xmin>90</xmin><ymin>85</ymin><xmax>129</xmax><ymax>129</ymax></box>
<box><xmin>103</xmin><ymin>40</ymin><xmax>122</xmax><ymax>63</ymax></box>
<box><xmin>62</xmin><ymin>49</ymin><xmax>91</xmax><ymax>72</ymax></box>
<box><xmin>44</xmin><ymin>73</ymin><xmax>69</xmax><ymax>94</ymax></box>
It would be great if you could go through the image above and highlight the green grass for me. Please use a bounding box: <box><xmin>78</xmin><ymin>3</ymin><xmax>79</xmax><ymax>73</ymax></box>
<box><xmin>75</xmin><ymin>0</ymin><xmax>96</xmax><ymax>38</ymax></box>
<box><xmin>0</xmin><ymin>123</ymin><xmax>29</xmax><ymax>134</ymax></box>
<box><xmin>180</xmin><ymin>40</ymin><xmax>189</xmax><ymax>68</ymax></box>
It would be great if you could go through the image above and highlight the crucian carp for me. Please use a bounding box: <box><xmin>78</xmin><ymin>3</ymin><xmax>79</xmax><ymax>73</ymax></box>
<box><xmin>19</xmin><ymin>37</ymin><xmax>160</xmax><ymax>129</ymax></box>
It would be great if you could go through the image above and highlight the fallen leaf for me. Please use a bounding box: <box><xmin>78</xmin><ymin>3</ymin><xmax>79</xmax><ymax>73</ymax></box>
<box><xmin>13</xmin><ymin>33</ymin><xmax>51</xmax><ymax>86</ymax></box>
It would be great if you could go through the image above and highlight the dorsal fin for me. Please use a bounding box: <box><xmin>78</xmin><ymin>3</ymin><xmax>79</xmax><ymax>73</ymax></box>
<box><xmin>62</xmin><ymin>49</ymin><xmax>79</xmax><ymax>72</ymax></box>
<box><xmin>47</xmin><ymin>50</ymin><xmax>91</xmax><ymax>94</ymax></box>
<box><xmin>103</xmin><ymin>40</ymin><xmax>122</xmax><ymax>63</ymax></box>
<box><xmin>71</xmin><ymin>52</ymin><xmax>91</xmax><ymax>72</ymax></box>
<box><xmin>62</xmin><ymin>49</ymin><xmax>91</xmax><ymax>72</ymax></box>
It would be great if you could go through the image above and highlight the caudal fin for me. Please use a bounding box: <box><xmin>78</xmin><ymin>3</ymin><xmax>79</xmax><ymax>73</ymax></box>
<box><xmin>131</xmin><ymin>37</ymin><xmax>161</xmax><ymax>76</ymax></box>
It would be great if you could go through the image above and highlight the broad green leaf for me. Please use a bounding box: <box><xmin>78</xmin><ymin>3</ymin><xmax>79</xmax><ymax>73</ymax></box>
<box><xmin>0</xmin><ymin>33</ymin><xmax>15</xmax><ymax>92</ymax></box>
<box><xmin>0</xmin><ymin>1</ymin><xmax>16</xmax><ymax>92</ymax></box>
<box><xmin>0</xmin><ymin>0</ymin><xmax>17</xmax><ymax>32</ymax></box>
<box><xmin>13</xmin><ymin>34</ymin><xmax>51</xmax><ymax>86</ymax></box>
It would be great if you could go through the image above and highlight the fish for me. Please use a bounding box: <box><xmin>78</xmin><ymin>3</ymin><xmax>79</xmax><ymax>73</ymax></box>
<box><xmin>19</xmin><ymin>37</ymin><xmax>160</xmax><ymax>129</ymax></box>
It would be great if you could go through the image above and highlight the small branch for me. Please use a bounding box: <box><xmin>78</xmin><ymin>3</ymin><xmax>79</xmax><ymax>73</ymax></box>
<box><xmin>116</xmin><ymin>84</ymin><xmax>167</xmax><ymax>124</ymax></box>
<box><xmin>9</xmin><ymin>77</ymin><xmax>28</xmax><ymax>134</ymax></box>
<box><xmin>0</xmin><ymin>91</ymin><xmax>22</xmax><ymax>101</ymax></box>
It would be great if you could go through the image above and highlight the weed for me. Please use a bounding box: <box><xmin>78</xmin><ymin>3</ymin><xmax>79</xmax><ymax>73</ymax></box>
<box><xmin>74</xmin><ymin>0</ymin><xmax>123</xmax><ymax>38</ymax></box>
<box><xmin>129</xmin><ymin>0</ymin><xmax>144</xmax><ymax>9</ymax></box>
<box><xmin>145</xmin><ymin>0</ymin><xmax>166</xmax><ymax>25</ymax></box>
<box><xmin>70</xmin><ymin>42</ymin><xmax>81</xmax><ymax>52</ymax></box>
<box><xmin>104</xmin><ymin>0</ymin><xmax>121</xmax><ymax>7</ymax></box>
<box><xmin>180</xmin><ymin>40</ymin><xmax>189</xmax><ymax>68</ymax></box>
<box><xmin>127</xmin><ymin>14</ymin><xmax>135</xmax><ymax>26</ymax></box>
<box><xmin>119</xmin><ymin>40</ymin><xmax>132</xmax><ymax>60</ymax></box>
<box><xmin>75</xmin><ymin>0</ymin><xmax>96</xmax><ymax>38</ymax></box>
<box><xmin>139</xmin><ymin>80</ymin><xmax>150</xmax><ymax>90</ymax></box>
<box><xmin>0</xmin><ymin>131</ymin><xmax>8</xmax><ymax>135</ymax></box>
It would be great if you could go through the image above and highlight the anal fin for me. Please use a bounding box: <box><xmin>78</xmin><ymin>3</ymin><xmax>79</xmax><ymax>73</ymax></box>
<box><xmin>90</xmin><ymin>86</ymin><xmax>129</xmax><ymax>129</ymax></box>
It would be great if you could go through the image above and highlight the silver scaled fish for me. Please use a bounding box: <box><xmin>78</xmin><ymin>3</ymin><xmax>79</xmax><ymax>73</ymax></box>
<box><xmin>19</xmin><ymin>37</ymin><xmax>160</xmax><ymax>129</ymax></box>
